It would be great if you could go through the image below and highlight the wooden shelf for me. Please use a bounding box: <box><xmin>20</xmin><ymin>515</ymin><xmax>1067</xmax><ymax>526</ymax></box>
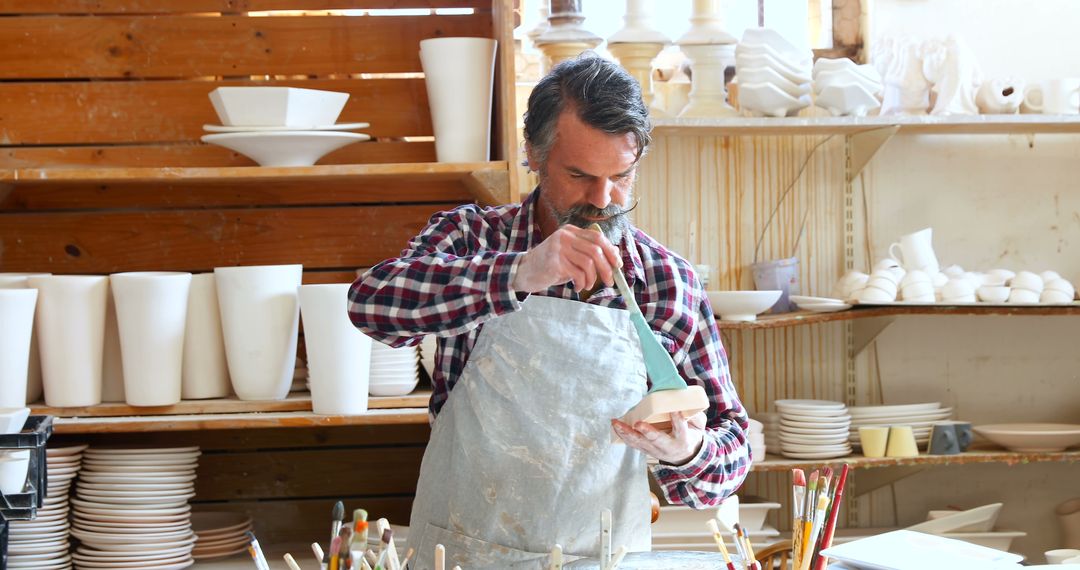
<box><xmin>717</xmin><ymin>303</ymin><xmax>1080</xmax><ymax>330</ymax></box>
<box><xmin>751</xmin><ymin>449</ymin><xmax>1080</xmax><ymax>472</ymax></box>
<box><xmin>35</xmin><ymin>392</ymin><xmax>432</xmax><ymax>433</ymax></box>
<box><xmin>652</xmin><ymin>114</ymin><xmax>1080</xmax><ymax>136</ymax></box>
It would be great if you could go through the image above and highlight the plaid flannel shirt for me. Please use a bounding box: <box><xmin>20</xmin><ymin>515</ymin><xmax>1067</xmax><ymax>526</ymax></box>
<box><xmin>347</xmin><ymin>189</ymin><xmax>750</xmax><ymax>508</ymax></box>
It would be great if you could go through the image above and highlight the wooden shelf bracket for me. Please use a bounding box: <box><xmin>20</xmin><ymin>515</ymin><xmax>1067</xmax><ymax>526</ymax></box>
<box><xmin>462</xmin><ymin>168</ymin><xmax>511</xmax><ymax>206</ymax></box>
<box><xmin>852</xmin><ymin>315</ymin><xmax>898</xmax><ymax>355</ymax></box>
<box><xmin>846</xmin><ymin>125</ymin><xmax>900</xmax><ymax>182</ymax></box>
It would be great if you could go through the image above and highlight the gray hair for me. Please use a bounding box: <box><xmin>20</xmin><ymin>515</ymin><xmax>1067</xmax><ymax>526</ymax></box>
<box><xmin>523</xmin><ymin>53</ymin><xmax>652</xmax><ymax>168</ymax></box>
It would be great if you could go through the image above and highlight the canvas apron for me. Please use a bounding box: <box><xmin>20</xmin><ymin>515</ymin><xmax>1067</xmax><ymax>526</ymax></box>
<box><xmin>409</xmin><ymin>295</ymin><xmax>652</xmax><ymax>570</ymax></box>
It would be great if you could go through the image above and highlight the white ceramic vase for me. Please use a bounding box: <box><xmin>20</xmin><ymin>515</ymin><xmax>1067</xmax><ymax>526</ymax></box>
<box><xmin>101</xmin><ymin>288</ymin><xmax>126</xmax><ymax>403</ymax></box>
<box><xmin>419</xmin><ymin>37</ymin><xmax>497</xmax><ymax>163</ymax></box>
<box><xmin>0</xmin><ymin>273</ymin><xmax>49</xmax><ymax>404</ymax></box>
<box><xmin>215</xmin><ymin>265</ymin><xmax>302</xmax><ymax>401</ymax></box>
<box><xmin>182</xmin><ymin>273</ymin><xmax>231</xmax><ymax>399</ymax></box>
<box><xmin>110</xmin><ymin>272</ymin><xmax>192</xmax><ymax>406</ymax></box>
<box><xmin>0</xmin><ymin>289</ymin><xmax>38</xmax><ymax>408</ymax></box>
<box><xmin>299</xmin><ymin>284</ymin><xmax>372</xmax><ymax>415</ymax></box>
<box><xmin>27</xmin><ymin>275</ymin><xmax>109</xmax><ymax>407</ymax></box>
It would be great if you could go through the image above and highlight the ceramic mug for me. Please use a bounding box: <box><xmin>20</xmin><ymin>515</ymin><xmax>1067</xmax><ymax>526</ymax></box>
<box><xmin>859</xmin><ymin>426</ymin><xmax>889</xmax><ymax>458</ymax></box>
<box><xmin>885</xmin><ymin>425</ymin><xmax>919</xmax><ymax>457</ymax></box>
<box><xmin>888</xmin><ymin>228</ymin><xmax>939</xmax><ymax>275</ymax></box>
<box><xmin>1023</xmin><ymin>79</ymin><xmax>1080</xmax><ymax>115</ymax></box>
<box><xmin>928</xmin><ymin>423</ymin><xmax>960</xmax><ymax>455</ymax></box>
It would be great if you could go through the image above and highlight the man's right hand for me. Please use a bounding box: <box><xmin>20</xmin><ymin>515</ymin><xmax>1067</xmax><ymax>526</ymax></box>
<box><xmin>511</xmin><ymin>225</ymin><xmax>622</xmax><ymax>293</ymax></box>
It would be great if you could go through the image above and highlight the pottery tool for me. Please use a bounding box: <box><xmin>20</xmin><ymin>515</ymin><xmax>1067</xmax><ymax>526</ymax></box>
<box><xmin>312</xmin><ymin>542</ymin><xmax>326</xmax><ymax>566</ymax></box>
<box><xmin>549</xmin><ymin>544</ymin><xmax>563</xmax><ymax>570</ymax></box>
<box><xmin>400</xmin><ymin>547</ymin><xmax>415</xmax><ymax>570</ymax></box>
<box><xmin>364</xmin><ymin>549</ymin><xmax>378</xmax><ymax>567</ymax></box>
<box><xmin>434</xmin><ymin>544</ymin><xmax>446</xmax><ymax>570</ymax></box>
<box><xmin>330</xmin><ymin>535</ymin><xmax>342</xmax><ymax>570</ymax></box>
<box><xmin>329</xmin><ymin>501</ymin><xmax>345</xmax><ymax>562</ymax></box>
<box><xmin>284</xmin><ymin>553</ymin><xmax>302</xmax><ymax>570</ymax></box>
<box><xmin>374</xmin><ymin>546</ymin><xmax>390</xmax><ymax>570</ymax></box>
<box><xmin>246</xmin><ymin>531</ymin><xmax>271</xmax><ymax>570</ymax></box>
<box><xmin>706</xmin><ymin>519</ymin><xmax>736</xmax><ymax>570</ymax></box>
<box><xmin>606</xmin><ymin>545</ymin><xmax>628</xmax><ymax>570</ymax></box>
<box><xmin>813</xmin><ymin>463</ymin><xmax>850</xmax><ymax>570</ymax></box>
<box><xmin>339</xmin><ymin>527</ymin><xmax>354</xmax><ymax>570</ymax></box>
<box><xmin>377</xmin><ymin>518</ymin><xmax>400</xmax><ymax>570</ymax></box>
<box><xmin>588</xmin><ymin>224</ymin><xmax>709</xmax><ymax>438</ymax></box>
<box><xmin>601</xmin><ymin>509</ymin><xmax>612</xmax><ymax>568</ymax></box>
<box><xmin>351</xmin><ymin>509</ymin><xmax>369</xmax><ymax>552</ymax></box>
<box><xmin>361</xmin><ymin>561</ymin><xmax>373</xmax><ymax>570</ymax></box>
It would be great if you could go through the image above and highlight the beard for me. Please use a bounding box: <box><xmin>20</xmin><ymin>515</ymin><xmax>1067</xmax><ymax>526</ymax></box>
<box><xmin>538</xmin><ymin>176</ymin><xmax>635</xmax><ymax>245</ymax></box>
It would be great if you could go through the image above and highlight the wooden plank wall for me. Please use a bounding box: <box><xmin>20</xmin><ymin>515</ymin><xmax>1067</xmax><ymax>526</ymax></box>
<box><xmin>636</xmin><ymin>133</ymin><xmax>849</xmax><ymax>531</ymax></box>
<box><xmin>0</xmin><ymin>0</ymin><xmax>512</xmax><ymax>534</ymax></box>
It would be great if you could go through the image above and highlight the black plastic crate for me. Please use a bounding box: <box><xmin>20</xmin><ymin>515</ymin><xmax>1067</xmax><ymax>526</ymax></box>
<box><xmin>0</xmin><ymin>415</ymin><xmax>54</xmax><ymax>519</ymax></box>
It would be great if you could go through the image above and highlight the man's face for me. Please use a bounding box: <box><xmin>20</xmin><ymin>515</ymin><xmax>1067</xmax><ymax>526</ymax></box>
<box><xmin>528</xmin><ymin>110</ymin><xmax>640</xmax><ymax>244</ymax></box>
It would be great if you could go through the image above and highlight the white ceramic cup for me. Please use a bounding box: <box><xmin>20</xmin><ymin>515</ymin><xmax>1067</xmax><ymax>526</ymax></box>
<box><xmin>0</xmin><ymin>273</ymin><xmax>50</xmax><ymax>404</ymax></box>
<box><xmin>1023</xmin><ymin>79</ymin><xmax>1080</xmax><ymax>115</ymax></box>
<box><xmin>110</xmin><ymin>272</ymin><xmax>192</xmax><ymax>406</ymax></box>
<box><xmin>0</xmin><ymin>289</ymin><xmax>38</xmax><ymax>407</ymax></box>
<box><xmin>28</xmin><ymin>275</ymin><xmax>109</xmax><ymax>407</ymax></box>
<box><xmin>0</xmin><ymin>450</ymin><xmax>30</xmax><ymax>494</ymax></box>
<box><xmin>888</xmin><ymin>228</ymin><xmax>939</xmax><ymax>274</ymax></box>
<box><xmin>215</xmin><ymin>265</ymin><xmax>302</xmax><ymax>401</ymax></box>
<box><xmin>419</xmin><ymin>37</ymin><xmax>497</xmax><ymax>163</ymax></box>
<box><xmin>182</xmin><ymin>274</ymin><xmax>231</xmax><ymax>399</ymax></box>
<box><xmin>1045</xmin><ymin>548</ymin><xmax>1080</xmax><ymax>564</ymax></box>
<box><xmin>299</xmin><ymin>284</ymin><xmax>371</xmax><ymax>415</ymax></box>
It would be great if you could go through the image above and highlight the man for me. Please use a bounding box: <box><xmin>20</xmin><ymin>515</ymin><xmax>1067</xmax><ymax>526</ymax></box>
<box><xmin>348</xmin><ymin>53</ymin><xmax>749</xmax><ymax>569</ymax></box>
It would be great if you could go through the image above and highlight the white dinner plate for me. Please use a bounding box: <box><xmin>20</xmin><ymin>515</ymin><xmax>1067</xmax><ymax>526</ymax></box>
<box><xmin>203</xmin><ymin>122</ymin><xmax>369</xmax><ymax>133</ymax></box>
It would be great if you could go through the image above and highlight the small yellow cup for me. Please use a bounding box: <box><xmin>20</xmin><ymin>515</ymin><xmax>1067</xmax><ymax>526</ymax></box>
<box><xmin>885</xmin><ymin>425</ymin><xmax>920</xmax><ymax>457</ymax></box>
<box><xmin>858</xmin><ymin>426</ymin><xmax>889</xmax><ymax>458</ymax></box>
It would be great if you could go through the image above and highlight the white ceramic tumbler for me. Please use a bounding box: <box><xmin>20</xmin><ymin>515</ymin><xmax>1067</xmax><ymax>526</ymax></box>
<box><xmin>0</xmin><ymin>273</ymin><xmax>50</xmax><ymax>404</ymax></box>
<box><xmin>182</xmin><ymin>273</ymin><xmax>231</xmax><ymax>399</ymax></box>
<box><xmin>215</xmin><ymin>265</ymin><xmax>302</xmax><ymax>401</ymax></box>
<box><xmin>0</xmin><ymin>289</ymin><xmax>38</xmax><ymax>408</ymax></box>
<box><xmin>419</xmin><ymin>37</ymin><xmax>497</xmax><ymax>163</ymax></box>
<box><xmin>27</xmin><ymin>275</ymin><xmax>109</xmax><ymax>407</ymax></box>
<box><xmin>299</xmin><ymin>284</ymin><xmax>371</xmax><ymax>415</ymax></box>
<box><xmin>110</xmin><ymin>272</ymin><xmax>192</xmax><ymax>406</ymax></box>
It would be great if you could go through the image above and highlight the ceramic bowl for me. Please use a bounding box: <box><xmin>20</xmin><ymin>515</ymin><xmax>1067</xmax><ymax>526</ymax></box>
<box><xmin>738</xmin><ymin>82</ymin><xmax>811</xmax><ymax>117</ymax></box>
<box><xmin>1040</xmin><ymin>270</ymin><xmax>1062</xmax><ymax>283</ymax></box>
<box><xmin>740</xmin><ymin>28</ymin><xmax>812</xmax><ymax>64</ymax></box>
<box><xmin>973</xmin><ymin>423</ymin><xmax>1080</xmax><ymax>452</ymax></box>
<box><xmin>906</xmin><ymin>503</ymin><xmax>1003</xmax><ymax>534</ymax></box>
<box><xmin>815</xmin><ymin>82</ymin><xmax>882</xmax><ymax>117</ymax></box>
<box><xmin>368</xmin><ymin>378</ymin><xmax>419</xmax><ymax>397</ymax></box>
<box><xmin>735</xmin><ymin>52</ymin><xmax>812</xmax><ymax>84</ymax></box>
<box><xmin>1044</xmin><ymin>278</ymin><xmax>1075</xmax><ymax>298</ymax></box>
<box><xmin>201</xmin><ymin>131</ymin><xmax>370</xmax><ymax>167</ymax></box>
<box><xmin>0</xmin><ymin>407</ymin><xmax>30</xmax><ymax>434</ymax></box>
<box><xmin>1008</xmin><ymin>288</ymin><xmax>1040</xmax><ymax>304</ymax></box>
<box><xmin>941</xmin><ymin>278</ymin><xmax>976</xmax><ymax>303</ymax></box>
<box><xmin>1042</xmin><ymin>290</ymin><xmax>1074</xmax><ymax>304</ymax></box>
<box><xmin>706</xmin><ymin>290</ymin><xmax>783</xmax><ymax>322</ymax></box>
<box><xmin>813</xmin><ymin>67</ymin><xmax>883</xmax><ymax>94</ymax></box>
<box><xmin>977</xmin><ymin>285</ymin><xmax>1010</xmax><ymax>303</ymax></box>
<box><xmin>736</xmin><ymin>66</ymin><xmax>810</xmax><ymax>97</ymax></box>
<box><xmin>0</xmin><ymin>450</ymin><xmax>29</xmax><ymax>494</ymax></box>
<box><xmin>208</xmin><ymin>87</ymin><xmax>350</xmax><ymax>127</ymax></box>
<box><xmin>812</xmin><ymin>58</ymin><xmax>880</xmax><ymax>83</ymax></box>
<box><xmin>1011</xmin><ymin>271</ymin><xmax>1044</xmax><ymax>293</ymax></box>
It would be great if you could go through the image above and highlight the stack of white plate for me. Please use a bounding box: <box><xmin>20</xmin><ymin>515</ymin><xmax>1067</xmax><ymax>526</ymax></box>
<box><xmin>191</xmin><ymin>511</ymin><xmax>253</xmax><ymax>560</ymax></box>
<box><xmin>735</xmin><ymin>28</ymin><xmax>812</xmax><ymax>117</ymax></box>
<box><xmin>790</xmin><ymin>295</ymin><xmax>852</xmax><ymax>314</ymax></box>
<box><xmin>848</xmin><ymin>403</ymin><xmax>953</xmax><ymax>450</ymax></box>
<box><xmin>70</xmin><ymin>446</ymin><xmax>200</xmax><ymax>570</ymax></box>
<box><xmin>775</xmin><ymin>400</ymin><xmax>852</xmax><ymax>459</ymax></box>
<box><xmin>812</xmin><ymin>58</ymin><xmax>884</xmax><ymax>117</ymax></box>
<box><xmin>369</xmin><ymin>343</ymin><xmax>420</xmax><ymax>397</ymax></box>
<box><xmin>8</xmin><ymin>444</ymin><xmax>87</xmax><ymax>570</ymax></box>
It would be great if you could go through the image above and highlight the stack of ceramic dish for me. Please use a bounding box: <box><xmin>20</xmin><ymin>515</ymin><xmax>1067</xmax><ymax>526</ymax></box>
<box><xmin>191</xmin><ymin>511</ymin><xmax>254</xmax><ymax>560</ymax></box>
<box><xmin>790</xmin><ymin>295</ymin><xmax>852</xmax><ymax>314</ymax></box>
<box><xmin>775</xmin><ymin>399</ymin><xmax>852</xmax><ymax>459</ymax></box>
<box><xmin>812</xmin><ymin>58</ymin><xmax>883</xmax><ymax>116</ymax></box>
<box><xmin>754</xmin><ymin>413</ymin><xmax>782</xmax><ymax>454</ymax></box>
<box><xmin>746</xmin><ymin>418</ymin><xmax>767</xmax><ymax>460</ymax></box>
<box><xmin>735</xmin><ymin>28</ymin><xmax>812</xmax><ymax>117</ymax></box>
<box><xmin>7</xmin><ymin>444</ymin><xmax>87</xmax><ymax>570</ymax></box>
<box><xmin>70</xmin><ymin>446</ymin><xmax>199</xmax><ymax>569</ymax></box>
<box><xmin>201</xmin><ymin>87</ymin><xmax>371</xmax><ymax>167</ymax></box>
<box><xmin>847</xmin><ymin>403</ymin><xmax>953</xmax><ymax>450</ymax></box>
<box><xmin>369</xmin><ymin>342</ymin><xmax>420</xmax><ymax>397</ymax></box>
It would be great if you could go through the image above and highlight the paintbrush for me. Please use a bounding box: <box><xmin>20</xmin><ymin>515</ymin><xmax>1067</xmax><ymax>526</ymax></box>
<box><xmin>601</xmin><ymin>509</ymin><xmax>612</xmax><ymax>569</ymax></box>
<box><xmin>339</xmin><ymin>526</ymin><xmax>354</xmax><ymax>570</ymax></box>
<box><xmin>434</xmin><ymin>544</ymin><xmax>446</xmax><ymax>570</ymax></box>
<box><xmin>246</xmin><ymin>531</ymin><xmax>271</xmax><ymax>570</ymax></box>
<box><xmin>813</xmin><ymin>463</ymin><xmax>850</xmax><ymax>570</ymax></box>
<box><xmin>607</xmin><ymin>545</ymin><xmax>628</xmax><ymax>570</ymax></box>
<box><xmin>549</xmin><ymin>544</ymin><xmax>563</xmax><ymax>570</ymax></box>
<box><xmin>796</xmin><ymin>470</ymin><xmax>819</xmax><ymax>570</ymax></box>
<box><xmin>400</xmin><ymin>547</ymin><xmax>415</xmax><ymax>570</ymax></box>
<box><xmin>350</xmin><ymin>509</ymin><xmax>369</xmax><ymax>553</ymax></box>
<box><xmin>329</xmin><ymin>501</ymin><xmax>345</xmax><ymax>562</ymax></box>
<box><xmin>736</xmin><ymin>523</ymin><xmax>757</xmax><ymax>569</ymax></box>
<box><xmin>706</xmin><ymin>519</ymin><xmax>736</xmax><ymax>570</ymax></box>
<box><xmin>312</xmin><ymin>542</ymin><xmax>326</xmax><ymax>566</ymax></box>
<box><xmin>330</xmin><ymin>535</ymin><xmax>342</xmax><ymax>570</ymax></box>
<box><xmin>284</xmin><ymin>553</ymin><xmax>302</xmax><ymax>570</ymax></box>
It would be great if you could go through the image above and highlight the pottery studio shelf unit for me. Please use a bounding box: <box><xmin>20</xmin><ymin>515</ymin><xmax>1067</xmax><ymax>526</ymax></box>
<box><xmin>651</xmin><ymin>114</ymin><xmax>1080</xmax><ymax>136</ymax></box>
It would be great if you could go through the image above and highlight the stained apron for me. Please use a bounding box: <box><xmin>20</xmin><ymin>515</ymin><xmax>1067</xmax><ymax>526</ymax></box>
<box><xmin>409</xmin><ymin>295</ymin><xmax>652</xmax><ymax>569</ymax></box>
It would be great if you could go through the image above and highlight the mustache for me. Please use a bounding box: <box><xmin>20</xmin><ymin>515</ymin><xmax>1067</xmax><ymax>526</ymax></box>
<box><xmin>561</xmin><ymin>197</ymin><xmax>640</xmax><ymax>225</ymax></box>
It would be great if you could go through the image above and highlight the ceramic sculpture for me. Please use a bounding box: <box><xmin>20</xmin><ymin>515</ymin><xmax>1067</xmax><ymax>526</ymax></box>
<box><xmin>923</xmin><ymin>35</ymin><xmax>981</xmax><ymax>115</ymax></box>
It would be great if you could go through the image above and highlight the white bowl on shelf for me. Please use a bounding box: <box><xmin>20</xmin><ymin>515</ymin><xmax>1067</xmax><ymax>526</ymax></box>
<box><xmin>208</xmin><ymin>87</ymin><xmax>350</xmax><ymax>127</ymax></box>
<box><xmin>906</xmin><ymin>503</ymin><xmax>1003</xmax><ymax>534</ymax></box>
<box><xmin>973</xmin><ymin>423</ymin><xmax>1080</xmax><ymax>452</ymax></box>
<box><xmin>202</xmin><ymin>131</ymin><xmax>370</xmax><ymax>167</ymax></box>
<box><xmin>738</xmin><ymin>82</ymin><xmax>811</xmax><ymax>117</ymax></box>
<box><xmin>369</xmin><ymin>378</ymin><xmax>419</xmax><ymax>397</ymax></box>
<box><xmin>815</xmin><ymin>82</ymin><xmax>882</xmax><ymax>117</ymax></box>
<box><xmin>0</xmin><ymin>450</ymin><xmax>30</xmax><ymax>494</ymax></box>
<box><xmin>706</xmin><ymin>290</ymin><xmax>782</xmax><ymax>322</ymax></box>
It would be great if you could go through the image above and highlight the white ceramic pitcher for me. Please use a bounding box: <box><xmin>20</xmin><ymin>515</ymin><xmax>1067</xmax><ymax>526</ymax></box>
<box><xmin>888</xmin><ymin>227</ymin><xmax>940</xmax><ymax>275</ymax></box>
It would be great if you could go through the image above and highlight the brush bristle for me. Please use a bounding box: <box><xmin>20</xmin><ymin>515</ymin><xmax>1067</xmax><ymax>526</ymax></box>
<box><xmin>792</xmin><ymin>468</ymin><xmax>806</xmax><ymax>486</ymax></box>
<box><xmin>332</xmin><ymin>501</ymin><xmax>344</xmax><ymax>521</ymax></box>
<box><xmin>382</xmin><ymin>528</ymin><xmax>393</xmax><ymax>543</ymax></box>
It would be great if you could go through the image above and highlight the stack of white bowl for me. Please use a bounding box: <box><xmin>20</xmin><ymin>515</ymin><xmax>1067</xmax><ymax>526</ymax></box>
<box><xmin>8</xmin><ymin>444</ymin><xmax>86</xmax><ymax>570</ymax></box>
<box><xmin>735</xmin><ymin>28</ymin><xmax>812</xmax><ymax>117</ymax></box>
<box><xmin>754</xmin><ymin>412</ymin><xmax>782</xmax><ymax>453</ymax></box>
<box><xmin>848</xmin><ymin>403</ymin><xmax>953</xmax><ymax>450</ymax></box>
<box><xmin>70</xmin><ymin>446</ymin><xmax>199</xmax><ymax>569</ymax></box>
<box><xmin>775</xmin><ymin>399</ymin><xmax>852</xmax><ymax>459</ymax></box>
<box><xmin>201</xmin><ymin>86</ymin><xmax>371</xmax><ymax>167</ymax></box>
<box><xmin>746</xmin><ymin>418</ymin><xmax>767</xmax><ymax>460</ymax></box>
<box><xmin>812</xmin><ymin>58</ymin><xmax>884</xmax><ymax>116</ymax></box>
<box><xmin>191</xmin><ymin>511</ymin><xmax>253</xmax><ymax>560</ymax></box>
<box><xmin>369</xmin><ymin>343</ymin><xmax>420</xmax><ymax>397</ymax></box>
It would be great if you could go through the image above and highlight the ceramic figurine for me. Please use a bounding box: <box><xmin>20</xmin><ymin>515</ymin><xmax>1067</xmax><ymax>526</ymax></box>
<box><xmin>876</xmin><ymin>37</ymin><xmax>933</xmax><ymax>115</ymax></box>
<box><xmin>922</xmin><ymin>35</ymin><xmax>982</xmax><ymax>115</ymax></box>
<box><xmin>976</xmin><ymin>77</ymin><xmax>1026</xmax><ymax>114</ymax></box>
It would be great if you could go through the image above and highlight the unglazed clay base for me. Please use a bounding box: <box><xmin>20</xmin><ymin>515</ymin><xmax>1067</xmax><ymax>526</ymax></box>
<box><xmin>613</xmin><ymin>385</ymin><xmax>710</xmax><ymax>442</ymax></box>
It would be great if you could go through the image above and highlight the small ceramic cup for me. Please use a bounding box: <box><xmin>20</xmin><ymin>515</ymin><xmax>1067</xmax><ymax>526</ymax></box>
<box><xmin>1045</xmin><ymin>548</ymin><xmax>1080</xmax><ymax>564</ymax></box>
<box><xmin>859</xmin><ymin>426</ymin><xmax>889</xmax><ymax>458</ymax></box>
<box><xmin>928</xmin><ymin>423</ymin><xmax>960</xmax><ymax>455</ymax></box>
<box><xmin>885</xmin><ymin>426</ymin><xmax>919</xmax><ymax>457</ymax></box>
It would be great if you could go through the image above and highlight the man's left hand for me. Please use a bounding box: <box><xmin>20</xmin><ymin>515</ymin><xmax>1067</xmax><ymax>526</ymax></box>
<box><xmin>611</xmin><ymin>412</ymin><xmax>707</xmax><ymax>465</ymax></box>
